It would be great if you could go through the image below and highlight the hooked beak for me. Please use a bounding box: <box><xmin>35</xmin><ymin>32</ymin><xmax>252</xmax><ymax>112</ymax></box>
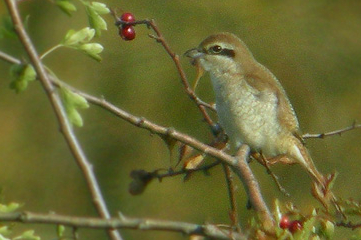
<box><xmin>184</xmin><ymin>48</ymin><xmax>204</xmax><ymax>58</ymax></box>
<box><xmin>184</xmin><ymin>48</ymin><xmax>204</xmax><ymax>65</ymax></box>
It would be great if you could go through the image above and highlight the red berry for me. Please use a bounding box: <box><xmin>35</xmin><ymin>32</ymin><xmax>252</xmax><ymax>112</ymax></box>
<box><xmin>120</xmin><ymin>26</ymin><xmax>136</xmax><ymax>41</ymax></box>
<box><xmin>120</xmin><ymin>12</ymin><xmax>135</xmax><ymax>23</ymax></box>
<box><xmin>289</xmin><ymin>220</ymin><xmax>303</xmax><ymax>233</ymax></box>
<box><xmin>279</xmin><ymin>215</ymin><xmax>291</xmax><ymax>229</ymax></box>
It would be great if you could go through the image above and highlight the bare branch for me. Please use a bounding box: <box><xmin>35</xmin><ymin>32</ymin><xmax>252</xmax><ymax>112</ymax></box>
<box><xmin>0</xmin><ymin>50</ymin><xmax>21</xmax><ymax>65</ymax></box>
<box><xmin>0</xmin><ymin>211</ymin><xmax>246</xmax><ymax>240</ymax></box>
<box><xmin>155</xmin><ymin>160</ymin><xmax>221</xmax><ymax>180</ymax></box>
<box><xmin>336</xmin><ymin>221</ymin><xmax>361</xmax><ymax>230</ymax></box>
<box><xmin>232</xmin><ymin>145</ymin><xmax>275</xmax><ymax>232</ymax></box>
<box><xmin>222</xmin><ymin>164</ymin><xmax>242</xmax><ymax>233</ymax></box>
<box><xmin>303</xmin><ymin>122</ymin><xmax>361</xmax><ymax>139</ymax></box>
<box><xmin>3</xmin><ymin>1</ymin><xmax>122</xmax><ymax>240</ymax></box>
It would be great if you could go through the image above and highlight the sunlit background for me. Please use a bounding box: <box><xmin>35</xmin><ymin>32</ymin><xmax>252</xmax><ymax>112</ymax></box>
<box><xmin>0</xmin><ymin>0</ymin><xmax>361</xmax><ymax>239</ymax></box>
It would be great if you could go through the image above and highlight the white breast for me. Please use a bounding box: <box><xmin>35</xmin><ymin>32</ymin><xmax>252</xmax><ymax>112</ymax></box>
<box><xmin>210</xmin><ymin>73</ymin><xmax>283</xmax><ymax>156</ymax></box>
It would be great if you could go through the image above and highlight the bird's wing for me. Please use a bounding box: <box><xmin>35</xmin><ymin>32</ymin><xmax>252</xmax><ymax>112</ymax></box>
<box><xmin>244</xmin><ymin>64</ymin><xmax>301</xmax><ymax>137</ymax></box>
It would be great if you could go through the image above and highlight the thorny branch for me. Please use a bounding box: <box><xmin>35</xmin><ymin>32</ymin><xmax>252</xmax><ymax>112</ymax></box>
<box><xmin>3</xmin><ymin>1</ymin><xmax>122</xmax><ymax>240</ymax></box>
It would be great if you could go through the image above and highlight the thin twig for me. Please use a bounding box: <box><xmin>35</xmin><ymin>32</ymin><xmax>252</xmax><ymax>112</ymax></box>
<box><xmin>0</xmin><ymin>50</ymin><xmax>21</xmax><ymax>64</ymax></box>
<box><xmin>303</xmin><ymin>122</ymin><xmax>361</xmax><ymax>139</ymax></box>
<box><xmin>3</xmin><ymin>2</ymin><xmax>122</xmax><ymax>240</ymax></box>
<box><xmin>113</xmin><ymin>15</ymin><xmax>216</xmax><ymax>123</ymax></box>
<box><xmin>336</xmin><ymin>221</ymin><xmax>361</xmax><ymax>230</ymax></box>
<box><xmin>155</xmin><ymin>160</ymin><xmax>221</xmax><ymax>180</ymax></box>
<box><xmin>0</xmin><ymin>211</ymin><xmax>246</xmax><ymax>240</ymax></box>
<box><xmin>258</xmin><ymin>154</ymin><xmax>290</xmax><ymax>197</ymax></box>
<box><xmin>146</xmin><ymin>19</ymin><xmax>217</xmax><ymax>118</ymax></box>
<box><xmin>222</xmin><ymin>164</ymin><xmax>242</xmax><ymax>233</ymax></box>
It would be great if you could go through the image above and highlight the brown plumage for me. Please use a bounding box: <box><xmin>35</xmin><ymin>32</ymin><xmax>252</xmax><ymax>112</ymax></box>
<box><xmin>186</xmin><ymin>32</ymin><xmax>340</xmax><ymax>212</ymax></box>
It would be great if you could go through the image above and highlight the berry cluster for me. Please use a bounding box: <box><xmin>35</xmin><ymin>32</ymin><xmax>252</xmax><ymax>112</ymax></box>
<box><xmin>279</xmin><ymin>215</ymin><xmax>303</xmax><ymax>233</ymax></box>
<box><xmin>119</xmin><ymin>12</ymin><xmax>136</xmax><ymax>41</ymax></box>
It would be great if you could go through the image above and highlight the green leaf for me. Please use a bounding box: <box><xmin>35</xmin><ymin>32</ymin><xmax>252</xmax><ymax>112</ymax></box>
<box><xmin>60</xmin><ymin>87</ymin><xmax>89</xmax><ymax>127</ymax></box>
<box><xmin>22</xmin><ymin>64</ymin><xmax>37</xmax><ymax>82</ymax></box>
<box><xmin>62</xmin><ymin>27</ymin><xmax>95</xmax><ymax>46</ymax></box>
<box><xmin>322</xmin><ymin>220</ymin><xmax>334</xmax><ymax>239</ymax></box>
<box><xmin>0</xmin><ymin>202</ymin><xmax>21</xmax><ymax>213</ymax></box>
<box><xmin>14</xmin><ymin>230</ymin><xmax>40</xmax><ymax>240</ymax></box>
<box><xmin>79</xmin><ymin>43</ymin><xmax>103</xmax><ymax>61</ymax></box>
<box><xmin>10</xmin><ymin>80</ymin><xmax>27</xmax><ymax>93</ymax></box>
<box><xmin>273</xmin><ymin>198</ymin><xmax>282</xmax><ymax>222</ymax></box>
<box><xmin>86</xmin><ymin>5</ymin><xmax>107</xmax><ymax>36</ymax></box>
<box><xmin>0</xmin><ymin>16</ymin><xmax>16</xmax><ymax>39</ymax></box>
<box><xmin>294</xmin><ymin>217</ymin><xmax>315</xmax><ymax>240</ymax></box>
<box><xmin>55</xmin><ymin>0</ymin><xmax>77</xmax><ymax>16</ymax></box>
<box><xmin>0</xmin><ymin>234</ymin><xmax>10</xmax><ymax>240</ymax></box>
<box><xmin>69</xmin><ymin>108</ymin><xmax>84</xmax><ymax>127</ymax></box>
<box><xmin>57</xmin><ymin>225</ymin><xmax>65</xmax><ymax>237</ymax></box>
<box><xmin>89</xmin><ymin>2</ymin><xmax>110</xmax><ymax>14</ymax></box>
<box><xmin>0</xmin><ymin>226</ymin><xmax>11</xmax><ymax>236</ymax></box>
<box><xmin>9</xmin><ymin>64</ymin><xmax>36</xmax><ymax>93</ymax></box>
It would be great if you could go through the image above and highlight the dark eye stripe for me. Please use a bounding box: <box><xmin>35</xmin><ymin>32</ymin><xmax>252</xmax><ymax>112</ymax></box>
<box><xmin>218</xmin><ymin>48</ymin><xmax>235</xmax><ymax>58</ymax></box>
<box><xmin>204</xmin><ymin>47</ymin><xmax>235</xmax><ymax>58</ymax></box>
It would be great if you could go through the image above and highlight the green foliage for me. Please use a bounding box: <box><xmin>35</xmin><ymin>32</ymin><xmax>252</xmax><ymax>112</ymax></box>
<box><xmin>56</xmin><ymin>225</ymin><xmax>65</xmax><ymax>238</ymax></box>
<box><xmin>55</xmin><ymin>0</ymin><xmax>77</xmax><ymax>16</ymax></box>
<box><xmin>61</xmin><ymin>27</ymin><xmax>104</xmax><ymax>61</ymax></box>
<box><xmin>0</xmin><ymin>202</ymin><xmax>21</xmax><ymax>213</ymax></box>
<box><xmin>78</xmin><ymin>43</ymin><xmax>103</xmax><ymax>61</ymax></box>
<box><xmin>43</xmin><ymin>1</ymin><xmax>109</xmax><ymax>61</ymax></box>
<box><xmin>0</xmin><ymin>234</ymin><xmax>10</xmax><ymax>240</ymax></box>
<box><xmin>14</xmin><ymin>230</ymin><xmax>40</xmax><ymax>240</ymax></box>
<box><xmin>0</xmin><ymin>16</ymin><xmax>16</xmax><ymax>39</ymax></box>
<box><xmin>55</xmin><ymin>0</ymin><xmax>109</xmax><ymax>36</ymax></box>
<box><xmin>9</xmin><ymin>64</ymin><xmax>36</xmax><ymax>93</ymax></box>
<box><xmin>0</xmin><ymin>226</ymin><xmax>11</xmax><ymax>237</ymax></box>
<box><xmin>0</xmin><ymin>202</ymin><xmax>40</xmax><ymax>240</ymax></box>
<box><xmin>83</xmin><ymin>1</ymin><xmax>110</xmax><ymax>36</ymax></box>
<box><xmin>270</xmin><ymin>200</ymin><xmax>337</xmax><ymax>240</ymax></box>
<box><xmin>60</xmin><ymin>87</ymin><xmax>89</xmax><ymax>127</ymax></box>
<box><xmin>62</xmin><ymin>27</ymin><xmax>95</xmax><ymax>46</ymax></box>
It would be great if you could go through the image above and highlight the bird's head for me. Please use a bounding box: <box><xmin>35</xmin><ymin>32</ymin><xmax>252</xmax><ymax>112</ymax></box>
<box><xmin>185</xmin><ymin>32</ymin><xmax>255</xmax><ymax>75</ymax></box>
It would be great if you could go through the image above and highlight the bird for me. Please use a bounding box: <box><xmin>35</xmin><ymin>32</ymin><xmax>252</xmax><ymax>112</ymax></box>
<box><xmin>185</xmin><ymin>32</ymin><xmax>339</xmax><ymax>211</ymax></box>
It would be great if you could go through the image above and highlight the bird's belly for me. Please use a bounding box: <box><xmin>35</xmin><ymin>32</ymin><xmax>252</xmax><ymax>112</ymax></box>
<box><xmin>216</xmin><ymin>85</ymin><xmax>282</xmax><ymax>156</ymax></box>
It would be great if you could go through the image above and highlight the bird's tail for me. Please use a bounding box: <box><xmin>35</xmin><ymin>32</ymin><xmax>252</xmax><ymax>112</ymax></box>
<box><xmin>289</xmin><ymin>138</ymin><xmax>325</xmax><ymax>186</ymax></box>
<box><xmin>289</xmin><ymin>138</ymin><xmax>343</xmax><ymax>216</ymax></box>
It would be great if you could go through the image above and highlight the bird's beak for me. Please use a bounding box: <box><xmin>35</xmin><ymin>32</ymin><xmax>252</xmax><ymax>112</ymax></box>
<box><xmin>184</xmin><ymin>48</ymin><xmax>204</xmax><ymax>58</ymax></box>
<box><xmin>184</xmin><ymin>48</ymin><xmax>204</xmax><ymax>65</ymax></box>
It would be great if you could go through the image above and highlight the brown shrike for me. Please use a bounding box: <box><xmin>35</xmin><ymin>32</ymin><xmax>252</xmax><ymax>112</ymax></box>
<box><xmin>186</xmin><ymin>32</ymin><xmax>340</xmax><ymax>212</ymax></box>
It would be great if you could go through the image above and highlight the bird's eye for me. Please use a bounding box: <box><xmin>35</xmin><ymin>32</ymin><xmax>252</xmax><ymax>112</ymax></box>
<box><xmin>210</xmin><ymin>45</ymin><xmax>222</xmax><ymax>54</ymax></box>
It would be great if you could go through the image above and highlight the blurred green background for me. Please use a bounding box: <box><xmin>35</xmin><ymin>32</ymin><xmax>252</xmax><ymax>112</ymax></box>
<box><xmin>0</xmin><ymin>0</ymin><xmax>361</xmax><ymax>239</ymax></box>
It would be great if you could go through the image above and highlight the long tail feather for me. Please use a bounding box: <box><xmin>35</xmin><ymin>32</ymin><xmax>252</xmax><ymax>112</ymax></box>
<box><xmin>289</xmin><ymin>137</ymin><xmax>344</xmax><ymax>217</ymax></box>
